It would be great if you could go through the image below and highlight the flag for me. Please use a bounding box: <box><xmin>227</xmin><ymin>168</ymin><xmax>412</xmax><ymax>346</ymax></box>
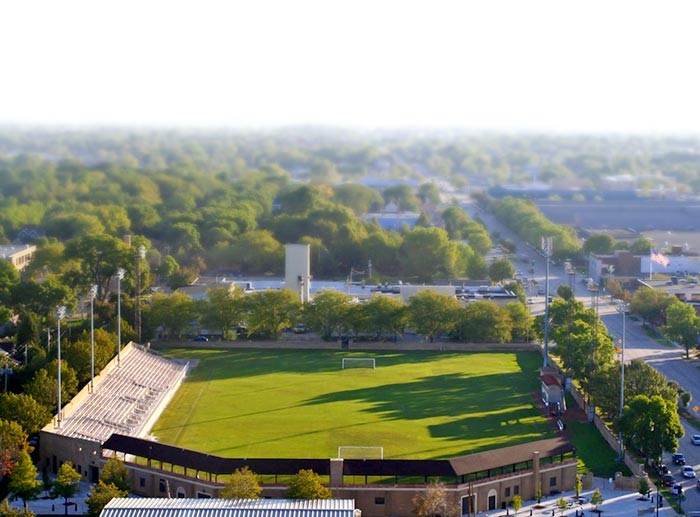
<box><xmin>651</xmin><ymin>249</ymin><xmax>670</xmax><ymax>267</ymax></box>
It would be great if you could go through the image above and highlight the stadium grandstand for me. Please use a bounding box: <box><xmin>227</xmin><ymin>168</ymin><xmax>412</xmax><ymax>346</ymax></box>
<box><xmin>39</xmin><ymin>343</ymin><xmax>188</xmax><ymax>482</ymax></box>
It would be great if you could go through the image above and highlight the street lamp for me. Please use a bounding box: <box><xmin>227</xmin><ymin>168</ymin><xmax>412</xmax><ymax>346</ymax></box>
<box><xmin>56</xmin><ymin>305</ymin><xmax>66</xmax><ymax>427</ymax></box>
<box><xmin>89</xmin><ymin>284</ymin><xmax>98</xmax><ymax>393</ymax></box>
<box><xmin>616</xmin><ymin>301</ymin><xmax>630</xmax><ymax>460</ymax></box>
<box><xmin>542</xmin><ymin>237</ymin><xmax>553</xmax><ymax>368</ymax></box>
<box><xmin>116</xmin><ymin>268</ymin><xmax>125</xmax><ymax>366</ymax></box>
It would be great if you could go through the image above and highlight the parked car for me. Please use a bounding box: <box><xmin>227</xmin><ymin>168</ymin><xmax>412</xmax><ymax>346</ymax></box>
<box><xmin>692</xmin><ymin>434</ymin><xmax>700</xmax><ymax>445</ymax></box>
<box><xmin>662</xmin><ymin>474</ymin><xmax>676</xmax><ymax>487</ymax></box>
<box><xmin>293</xmin><ymin>323</ymin><xmax>307</xmax><ymax>334</ymax></box>
<box><xmin>192</xmin><ymin>336</ymin><xmax>208</xmax><ymax>342</ymax></box>
<box><xmin>683</xmin><ymin>466</ymin><xmax>696</xmax><ymax>478</ymax></box>
<box><xmin>673</xmin><ymin>453</ymin><xmax>686</xmax><ymax>465</ymax></box>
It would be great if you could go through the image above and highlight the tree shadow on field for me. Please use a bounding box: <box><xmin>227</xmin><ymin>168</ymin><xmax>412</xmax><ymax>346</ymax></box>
<box><xmin>160</xmin><ymin>348</ymin><xmax>474</xmax><ymax>381</ymax></box>
<box><xmin>302</xmin><ymin>369</ymin><xmax>547</xmax><ymax>444</ymax></box>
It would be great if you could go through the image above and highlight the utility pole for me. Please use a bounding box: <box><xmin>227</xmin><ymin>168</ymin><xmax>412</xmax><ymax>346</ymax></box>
<box><xmin>542</xmin><ymin>237</ymin><xmax>552</xmax><ymax>368</ymax></box>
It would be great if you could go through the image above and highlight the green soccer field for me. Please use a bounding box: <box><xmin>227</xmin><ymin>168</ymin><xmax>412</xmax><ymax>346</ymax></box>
<box><xmin>150</xmin><ymin>348</ymin><xmax>552</xmax><ymax>459</ymax></box>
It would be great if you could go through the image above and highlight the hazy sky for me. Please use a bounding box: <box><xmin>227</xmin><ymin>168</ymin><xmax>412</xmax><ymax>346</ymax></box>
<box><xmin>3</xmin><ymin>1</ymin><xmax>699</xmax><ymax>133</ymax></box>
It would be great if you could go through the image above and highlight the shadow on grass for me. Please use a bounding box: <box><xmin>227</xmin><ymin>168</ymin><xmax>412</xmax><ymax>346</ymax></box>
<box><xmin>162</xmin><ymin>348</ymin><xmax>460</xmax><ymax>380</ymax></box>
<box><xmin>302</xmin><ymin>367</ymin><xmax>549</xmax><ymax>448</ymax></box>
<box><xmin>157</xmin><ymin>347</ymin><xmax>540</xmax><ymax>381</ymax></box>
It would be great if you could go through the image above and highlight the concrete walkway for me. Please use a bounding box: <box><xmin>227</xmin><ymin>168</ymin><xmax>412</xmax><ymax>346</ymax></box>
<box><xmin>480</xmin><ymin>480</ymin><xmax>680</xmax><ymax>516</ymax></box>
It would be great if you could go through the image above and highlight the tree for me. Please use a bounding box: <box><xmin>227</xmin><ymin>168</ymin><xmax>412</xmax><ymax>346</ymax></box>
<box><xmin>303</xmin><ymin>290</ymin><xmax>354</xmax><ymax>341</ymax></box>
<box><xmin>583</xmin><ymin>234</ymin><xmax>615</xmax><ymax>255</ymax></box>
<box><xmin>0</xmin><ymin>393</ymin><xmax>52</xmax><ymax>435</ymax></box>
<box><xmin>511</xmin><ymin>494</ymin><xmax>522</xmax><ymax>515</ymax></box>
<box><xmin>100</xmin><ymin>456</ymin><xmax>129</xmax><ymax>492</ymax></box>
<box><xmin>0</xmin><ymin>418</ymin><xmax>29</xmax><ymax>478</ymax></box>
<box><xmin>148</xmin><ymin>292</ymin><xmax>197</xmax><ymax>338</ymax></box>
<box><xmin>63</xmin><ymin>234</ymin><xmax>132</xmax><ymax>302</ymax></box>
<box><xmin>550</xmin><ymin>319</ymin><xmax>615</xmax><ymax>395</ymax></box>
<box><xmin>592</xmin><ymin>359</ymin><xmax>677</xmax><ymax>419</ymax></box>
<box><xmin>488</xmin><ymin>258</ymin><xmax>515</xmax><ymax>283</ymax></box>
<box><xmin>556</xmin><ymin>497</ymin><xmax>567</xmax><ymax>515</ymax></box>
<box><xmin>24</xmin><ymin>361</ymin><xmax>78</xmax><ymax>409</ymax></box>
<box><xmin>225</xmin><ymin>230</ymin><xmax>284</xmax><ymax>275</ymax></box>
<box><xmin>664</xmin><ymin>300</ymin><xmax>700</xmax><ymax>359</ymax></box>
<box><xmin>412</xmin><ymin>481</ymin><xmax>458</xmax><ymax>517</ymax></box>
<box><xmin>556</xmin><ymin>285</ymin><xmax>573</xmax><ymax>301</ymax></box>
<box><xmin>285</xmin><ymin>469</ymin><xmax>331</xmax><ymax>499</ymax></box>
<box><xmin>220</xmin><ymin>466</ymin><xmax>262</xmax><ymax>499</ymax></box>
<box><xmin>617</xmin><ymin>395</ymin><xmax>683</xmax><ymax>463</ymax></box>
<box><xmin>353</xmin><ymin>296</ymin><xmax>406</xmax><ymax>340</ymax></box>
<box><xmin>638</xmin><ymin>477</ymin><xmax>650</xmax><ymax>499</ymax></box>
<box><xmin>0</xmin><ymin>260</ymin><xmax>20</xmax><ymax>306</ymax></box>
<box><xmin>241</xmin><ymin>290</ymin><xmax>300</xmax><ymax>339</ymax></box>
<box><xmin>590</xmin><ymin>488</ymin><xmax>603</xmax><ymax>510</ymax></box>
<box><xmin>0</xmin><ymin>500</ymin><xmax>35</xmax><ymax>517</ymax></box>
<box><xmin>85</xmin><ymin>481</ymin><xmax>127</xmax><ymax>517</ymax></box>
<box><xmin>418</xmin><ymin>182</ymin><xmax>441</xmax><ymax>205</ymax></box>
<box><xmin>51</xmin><ymin>461</ymin><xmax>81</xmax><ymax>516</ymax></box>
<box><xmin>505</xmin><ymin>302</ymin><xmax>533</xmax><ymax>341</ymax></box>
<box><xmin>332</xmin><ymin>184</ymin><xmax>384</xmax><ymax>214</ymax></box>
<box><xmin>407</xmin><ymin>290</ymin><xmax>461</xmax><ymax>342</ymax></box>
<box><xmin>63</xmin><ymin>329</ymin><xmax>117</xmax><ymax>385</ymax></box>
<box><xmin>457</xmin><ymin>301</ymin><xmax>512</xmax><ymax>343</ymax></box>
<box><xmin>400</xmin><ymin>228</ymin><xmax>461</xmax><ymax>281</ymax></box>
<box><xmin>629</xmin><ymin>237</ymin><xmax>653</xmax><ymax>254</ymax></box>
<box><xmin>8</xmin><ymin>449</ymin><xmax>41</xmax><ymax>510</ymax></box>
<box><xmin>575</xmin><ymin>475</ymin><xmax>582</xmax><ymax>498</ymax></box>
<box><xmin>15</xmin><ymin>311</ymin><xmax>40</xmax><ymax>352</ymax></box>
<box><xmin>200</xmin><ymin>286</ymin><xmax>245</xmax><ymax>340</ymax></box>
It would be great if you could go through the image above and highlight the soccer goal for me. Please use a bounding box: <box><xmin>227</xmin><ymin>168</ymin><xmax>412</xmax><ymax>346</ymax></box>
<box><xmin>341</xmin><ymin>357</ymin><xmax>375</xmax><ymax>369</ymax></box>
<box><xmin>337</xmin><ymin>446</ymin><xmax>384</xmax><ymax>460</ymax></box>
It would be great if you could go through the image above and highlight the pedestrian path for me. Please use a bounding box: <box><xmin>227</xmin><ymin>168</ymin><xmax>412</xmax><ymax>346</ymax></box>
<box><xmin>479</xmin><ymin>480</ymin><xmax>680</xmax><ymax>516</ymax></box>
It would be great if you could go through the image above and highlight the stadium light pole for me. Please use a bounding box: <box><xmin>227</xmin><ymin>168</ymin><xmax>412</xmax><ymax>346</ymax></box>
<box><xmin>116</xmin><ymin>268</ymin><xmax>125</xmax><ymax>366</ymax></box>
<box><xmin>135</xmin><ymin>245</ymin><xmax>146</xmax><ymax>344</ymax></box>
<box><xmin>56</xmin><ymin>305</ymin><xmax>66</xmax><ymax>428</ymax></box>
<box><xmin>89</xmin><ymin>284</ymin><xmax>98</xmax><ymax>393</ymax></box>
<box><xmin>617</xmin><ymin>301</ymin><xmax>630</xmax><ymax>461</ymax></box>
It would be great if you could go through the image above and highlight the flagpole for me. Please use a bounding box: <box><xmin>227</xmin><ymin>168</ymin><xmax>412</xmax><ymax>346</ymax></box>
<box><xmin>649</xmin><ymin>249</ymin><xmax>653</xmax><ymax>280</ymax></box>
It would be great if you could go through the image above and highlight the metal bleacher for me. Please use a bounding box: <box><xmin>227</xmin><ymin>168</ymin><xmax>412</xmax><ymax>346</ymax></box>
<box><xmin>54</xmin><ymin>346</ymin><xmax>188</xmax><ymax>442</ymax></box>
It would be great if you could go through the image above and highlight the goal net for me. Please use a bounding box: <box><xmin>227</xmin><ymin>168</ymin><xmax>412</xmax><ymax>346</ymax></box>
<box><xmin>341</xmin><ymin>357</ymin><xmax>376</xmax><ymax>369</ymax></box>
<box><xmin>337</xmin><ymin>446</ymin><xmax>384</xmax><ymax>460</ymax></box>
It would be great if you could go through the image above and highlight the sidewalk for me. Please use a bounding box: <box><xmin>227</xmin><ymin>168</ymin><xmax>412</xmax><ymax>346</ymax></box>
<box><xmin>479</xmin><ymin>481</ymin><xmax>680</xmax><ymax>516</ymax></box>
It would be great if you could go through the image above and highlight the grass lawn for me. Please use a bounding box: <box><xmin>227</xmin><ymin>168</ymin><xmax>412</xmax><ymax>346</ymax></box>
<box><xmin>151</xmin><ymin>348</ymin><xmax>552</xmax><ymax>460</ymax></box>
<box><xmin>567</xmin><ymin>421</ymin><xmax>630</xmax><ymax>477</ymax></box>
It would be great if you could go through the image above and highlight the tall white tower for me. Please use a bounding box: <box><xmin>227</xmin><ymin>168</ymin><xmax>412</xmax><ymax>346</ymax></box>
<box><xmin>285</xmin><ymin>244</ymin><xmax>311</xmax><ymax>303</ymax></box>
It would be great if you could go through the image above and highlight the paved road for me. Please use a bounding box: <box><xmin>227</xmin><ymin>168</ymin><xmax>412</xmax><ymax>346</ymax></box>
<box><xmin>601</xmin><ymin>304</ymin><xmax>700</xmax><ymax>511</ymax></box>
<box><xmin>465</xmin><ymin>202</ymin><xmax>700</xmax><ymax>511</ymax></box>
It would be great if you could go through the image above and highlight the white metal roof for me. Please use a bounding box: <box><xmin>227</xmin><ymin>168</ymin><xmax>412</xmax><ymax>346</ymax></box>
<box><xmin>101</xmin><ymin>498</ymin><xmax>359</xmax><ymax>517</ymax></box>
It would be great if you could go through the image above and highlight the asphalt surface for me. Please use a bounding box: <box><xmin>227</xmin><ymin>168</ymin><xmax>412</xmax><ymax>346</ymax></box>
<box><xmin>466</xmin><ymin>202</ymin><xmax>700</xmax><ymax>513</ymax></box>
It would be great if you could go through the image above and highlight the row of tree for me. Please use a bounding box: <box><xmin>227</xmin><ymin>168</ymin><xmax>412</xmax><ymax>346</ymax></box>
<box><xmin>2</xmin><ymin>130</ymin><xmax>700</xmax><ymax>196</ymax></box>
<box><xmin>149</xmin><ymin>287</ymin><xmax>533</xmax><ymax>344</ymax></box>
<box><xmin>490</xmin><ymin>197</ymin><xmax>581</xmax><ymax>259</ymax></box>
<box><xmin>541</xmin><ymin>288</ymin><xmax>684</xmax><ymax>462</ymax></box>
<box><xmin>0</xmin><ymin>151</ymin><xmax>497</xmax><ymax>281</ymax></box>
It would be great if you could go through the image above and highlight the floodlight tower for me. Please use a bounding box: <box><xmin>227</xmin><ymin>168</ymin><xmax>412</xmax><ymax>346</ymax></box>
<box><xmin>89</xmin><ymin>284</ymin><xmax>98</xmax><ymax>393</ymax></box>
<box><xmin>116</xmin><ymin>268</ymin><xmax>125</xmax><ymax>366</ymax></box>
<box><xmin>135</xmin><ymin>245</ymin><xmax>146</xmax><ymax>343</ymax></box>
<box><xmin>56</xmin><ymin>305</ymin><xmax>66</xmax><ymax>427</ymax></box>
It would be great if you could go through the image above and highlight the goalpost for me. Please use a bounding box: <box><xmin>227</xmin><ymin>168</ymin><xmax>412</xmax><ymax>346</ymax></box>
<box><xmin>337</xmin><ymin>446</ymin><xmax>384</xmax><ymax>460</ymax></box>
<box><xmin>341</xmin><ymin>357</ymin><xmax>376</xmax><ymax>369</ymax></box>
